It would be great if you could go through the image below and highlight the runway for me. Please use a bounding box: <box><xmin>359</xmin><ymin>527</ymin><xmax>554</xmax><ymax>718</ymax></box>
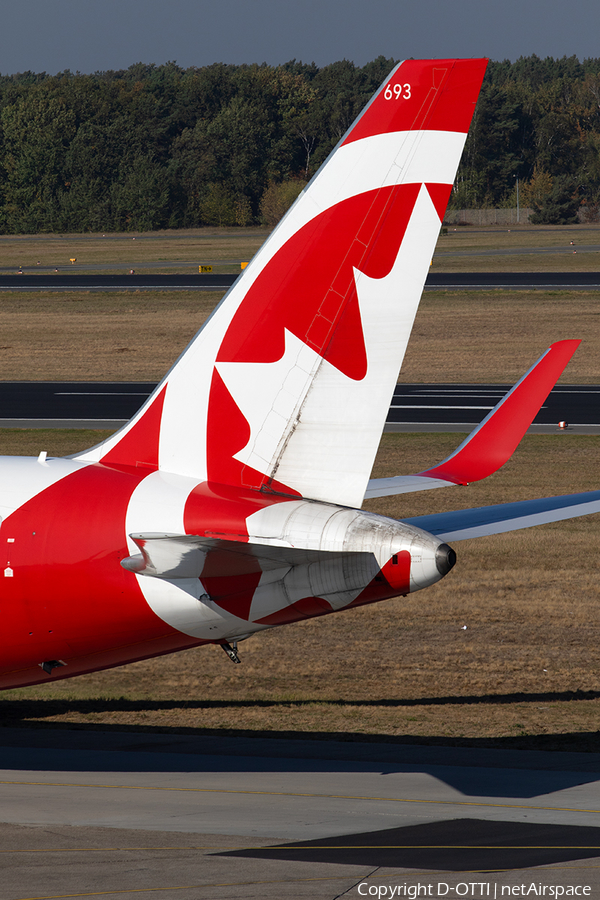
<box><xmin>426</xmin><ymin>271</ymin><xmax>600</xmax><ymax>289</ymax></box>
<box><xmin>2</xmin><ymin>727</ymin><xmax>600</xmax><ymax>899</ymax></box>
<box><xmin>387</xmin><ymin>383</ymin><xmax>600</xmax><ymax>434</ymax></box>
<box><xmin>0</xmin><ymin>272</ymin><xmax>237</xmax><ymax>290</ymax></box>
<box><xmin>1</xmin><ymin>271</ymin><xmax>600</xmax><ymax>290</ymax></box>
<box><xmin>1</xmin><ymin>381</ymin><xmax>597</xmax><ymax>433</ymax></box>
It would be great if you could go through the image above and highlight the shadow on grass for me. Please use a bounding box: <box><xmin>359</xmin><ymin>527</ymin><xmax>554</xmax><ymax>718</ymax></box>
<box><xmin>2</xmin><ymin>687</ymin><xmax>600</xmax><ymax>714</ymax></box>
<box><xmin>0</xmin><ymin>691</ymin><xmax>599</xmax><ymax>755</ymax></box>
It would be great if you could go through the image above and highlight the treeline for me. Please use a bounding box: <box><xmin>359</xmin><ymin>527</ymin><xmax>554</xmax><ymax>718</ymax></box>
<box><xmin>0</xmin><ymin>58</ymin><xmax>395</xmax><ymax>233</ymax></box>
<box><xmin>456</xmin><ymin>55</ymin><xmax>600</xmax><ymax>222</ymax></box>
<box><xmin>2</xmin><ymin>54</ymin><xmax>600</xmax><ymax>233</ymax></box>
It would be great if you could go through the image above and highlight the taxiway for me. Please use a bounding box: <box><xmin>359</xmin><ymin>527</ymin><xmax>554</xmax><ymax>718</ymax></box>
<box><xmin>0</xmin><ymin>381</ymin><xmax>597</xmax><ymax>433</ymax></box>
<box><xmin>2</xmin><ymin>728</ymin><xmax>600</xmax><ymax>899</ymax></box>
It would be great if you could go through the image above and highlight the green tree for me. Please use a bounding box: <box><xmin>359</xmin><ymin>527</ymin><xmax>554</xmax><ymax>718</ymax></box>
<box><xmin>199</xmin><ymin>182</ymin><xmax>238</xmax><ymax>227</ymax></box>
<box><xmin>530</xmin><ymin>174</ymin><xmax>580</xmax><ymax>223</ymax></box>
<box><xmin>2</xmin><ymin>55</ymin><xmax>600</xmax><ymax>232</ymax></box>
<box><xmin>259</xmin><ymin>179</ymin><xmax>305</xmax><ymax>225</ymax></box>
<box><xmin>1</xmin><ymin>88</ymin><xmax>76</xmax><ymax>231</ymax></box>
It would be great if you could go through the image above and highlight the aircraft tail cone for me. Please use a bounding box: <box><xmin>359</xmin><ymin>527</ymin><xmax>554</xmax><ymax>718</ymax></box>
<box><xmin>436</xmin><ymin>542</ymin><xmax>457</xmax><ymax>576</ymax></box>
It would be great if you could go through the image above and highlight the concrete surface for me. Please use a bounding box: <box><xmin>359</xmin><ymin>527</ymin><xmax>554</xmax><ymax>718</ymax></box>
<box><xmin>1</xmin><ymin>728</ymin><xmax>600</xmax><ymax>899</ymax></box>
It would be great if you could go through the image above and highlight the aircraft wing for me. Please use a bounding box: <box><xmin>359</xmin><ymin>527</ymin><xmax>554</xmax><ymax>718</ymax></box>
<box><xmin>365</xmin><ymin>339</ymin><xmax>580</xmax><ymax>500</ymax></box>
<box><xmin>401</xmin><ymin>490</ymin><xmax>600</xmax><ymax>541</ymax></box>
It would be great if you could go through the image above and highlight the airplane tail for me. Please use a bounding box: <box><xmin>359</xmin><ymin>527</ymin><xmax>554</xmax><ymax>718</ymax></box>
<box><xmin>76</xmin><ymin>59</ymin><xmax>488</xmax><ymax>508</ymax></box>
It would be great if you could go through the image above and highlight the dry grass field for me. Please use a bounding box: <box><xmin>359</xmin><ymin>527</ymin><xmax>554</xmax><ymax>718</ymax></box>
<box><xmin>1</xmin><ymin>221</ymin><xmax>600</xmax><ymax>273</ymax></box>
<box><xmin>0</xmin><ymin>224</ymin><xmax>599</xmax><ymax>750</ymax></box>
<box><xmin>0</xmin><ymin>228</ymin><xmax>269</xmax><ymax>273</ymax></box>
<box><xmin>0</xmin><ymin>290</ymin><xmax>223</xmax><ymax>380</ymax></box>
<box><xmin>435</xmin><ymin>223</ymin><xmax>600</xmax><ymax>272</ymax></box>
<box><xmin>0</xmin><ymin>289</ymin><xmax>598</xmax><ymax>382</ymax></box>
<box><xmin>401</xmin><ymin>290</ymin><xmax>600</xmax><ymax>383</ymax></box>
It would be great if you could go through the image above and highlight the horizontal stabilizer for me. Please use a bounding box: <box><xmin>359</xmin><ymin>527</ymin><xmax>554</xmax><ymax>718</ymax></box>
<box><xmin>122</xmin><ymin>532</ymin><xmax>372</xmax><ymax>580</ymax></box>
<box><xmin>365</xmin><ymin>339</ymin><xmax>580</xmax><ymax>500</ymax></box>
<box><xmin>401</xmin><ymin>490</ymin><xmax>600</xmax><ymax>541</ymax></box>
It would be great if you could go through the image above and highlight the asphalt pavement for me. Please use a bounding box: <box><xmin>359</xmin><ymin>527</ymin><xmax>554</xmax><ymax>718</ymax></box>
<box><xmin>2</xmin><ymin>727</ymin><xmax>600</xmax><ymax>899</ymax></box>
<box><xmin>0</xmin><ymin>272</ymin><xmax>237</xmax><ymax>290</ymax></box>
<box><xmin>0</xmin><ymin>381</ymin><xmax>596</xmax><ymax>433</ymax></box>
<box><xmin>2</xmin><ymin>271</ymin><xmax>600</xmax><ymax>290</ymax></box>
<box><xmin>387</xmin><ymin>383</ymin><xmax>600</xmax><ymax>434</ymax></box>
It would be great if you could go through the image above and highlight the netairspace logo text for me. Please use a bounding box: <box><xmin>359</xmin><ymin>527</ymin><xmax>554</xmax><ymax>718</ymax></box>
<box><xmin>357</xmin><ymin>884</ymin><xmax>592</xmax><ymax>899</ymax></box>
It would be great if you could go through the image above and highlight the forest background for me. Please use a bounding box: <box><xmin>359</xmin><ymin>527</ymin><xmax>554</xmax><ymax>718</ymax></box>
<box><xmin>2</xmin><ymin>54</ymin><xmax>600</xmax><ymax>233</ymax></box>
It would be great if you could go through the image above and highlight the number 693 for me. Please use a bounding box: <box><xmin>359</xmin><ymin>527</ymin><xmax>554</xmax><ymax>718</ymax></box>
<box><xmin>384</xmin><ymin>83</ymin><xmax>411</xmax><ymax>100</ymax></box>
